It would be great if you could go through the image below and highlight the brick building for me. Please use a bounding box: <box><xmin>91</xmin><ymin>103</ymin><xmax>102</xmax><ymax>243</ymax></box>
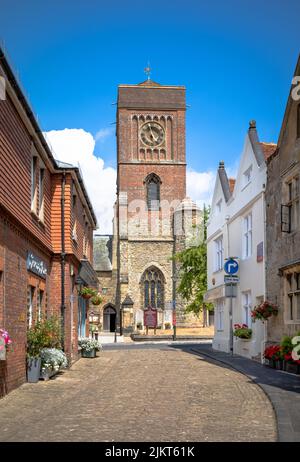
<box><xmin>265</xmin><ymin>55</ymin><xmax>300</xmax><ymax>342</ymax></box>
<box><xmin>0</xmin><ymin>48</ymin><xmax>98</xmax><ymax>396</ymax></box>
<box><xmin>93</xmin><ymin>78</ymin><xmax>203</xmax><ymax>333</ymax></box>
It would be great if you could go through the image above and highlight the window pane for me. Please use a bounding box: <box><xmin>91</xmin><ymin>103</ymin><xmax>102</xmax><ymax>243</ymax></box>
<box><xmin>144</xmin><ymin>281</ymin><xmax>149</xmax><ymax>307</ymax></box>
<box><xmin>148</xmin><ymin>181</ymin><xmax>159</xmax><ymax>210</ymax></box>
<box><xmin>296</xmin><ymin>294</ymin><xmax>300</xmax><ymax>320</ymax></box>
<box><xmin>157</xmin><ymin>281</ymin><xmax>162</xmax><ymax>308</ymax></box>
<box><xmin>151</xmin><ymin>280</ymin><xmax>156</xmax><ymax>307</ymax></box>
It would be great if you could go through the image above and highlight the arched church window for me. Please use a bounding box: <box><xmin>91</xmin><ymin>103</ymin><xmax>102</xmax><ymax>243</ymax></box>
<box><xmin>142</xmin><ymin>267</ymin><xmax>165</xmax><ymax>309</ymax></box>
<box><xmin>145</xmin><ymin>173</ymin><xmax>161</xmax><ymax>210</ymax></box>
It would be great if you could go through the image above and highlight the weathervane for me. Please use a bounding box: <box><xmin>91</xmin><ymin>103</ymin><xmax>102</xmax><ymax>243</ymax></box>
<box><xmin>144</xmin><ymin>62</ymin><xmax>151</xmax><ymax>80</ymax></box>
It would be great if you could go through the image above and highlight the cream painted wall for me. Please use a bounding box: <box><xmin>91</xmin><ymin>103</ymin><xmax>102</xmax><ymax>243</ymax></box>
<box><xmin>207</xmin><ymin>133</ymin><xmax>267</xmax><ymax>359</ymax></box>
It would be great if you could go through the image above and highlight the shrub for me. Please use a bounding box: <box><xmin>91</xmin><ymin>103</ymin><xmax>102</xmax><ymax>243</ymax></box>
<box><xmin>40</xmin><ymin>348</ymin><xmax>68</xmax><ymax>373</ymax></box>
<box><xmin>78</xmin><ymin>337</ymin><xmax>102</xmax><ymax>352</ymax></box>
<box><xmin>27</xmin><ymin>316</ymin><xmax>61</xmax><ymax>358</ymax></box>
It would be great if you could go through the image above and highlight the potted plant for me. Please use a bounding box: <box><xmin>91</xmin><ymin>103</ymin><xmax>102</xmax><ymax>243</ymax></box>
<box><xmin>40</xmin><ymin>348</ymin><xmax>68</xmax><ymax>380</ymax></box>
<box><xmin>264</xmin><ymin>345</ymin><xmax>283</xmax><ymax>368</ymax></box>
<box><xmin>281</xmin><ymin>333</ymin><xmax>300</xmax><ymax>374</ymax></box>
<box><xmin>233</xmin><ymin>324</ymin><xmax>252</xmax><ymax>340</ymax></box>
<box><xmin>91</xmin><ymin>294</ymin><xmax>102</xmax><ymax>306</ymax></box>
<box><xmin>251</xmin><ymin>300</ymin><xmax>278</xmax><ymax>322</ymax></box>
<box><xmin>79</xmin><ymin>287</ymin><xmax>97</xmax><ymax>300</ymax></box>
<box><xmin>27</xmin><ymin>316</ymin><xmax>62</xmax><ymax>383</ymax></box>
<box><xmin>164</xmin><ymin>322</ymin><xmax>171</xmax><ymax>330</ymax></box>
<box><xmin>0</xmin><ymin>328</ymin><xmax>12</xmax><ymax>361</ymax></box>
<box><xmin>78</xmin><ymin>337</ymin><xmax>102</xmax><ymax>358</ymax></box>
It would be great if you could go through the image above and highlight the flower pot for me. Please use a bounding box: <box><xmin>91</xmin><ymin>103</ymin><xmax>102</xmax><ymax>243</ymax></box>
<box><xmin>82</xmin><ymin>348</ymin><xmax>96</xmax><ymax>358</ymax></box>
<box><xmin>275</xmin><ymin>359</ymin><xmax>284</xmax><ymax>370</ymax></box>
<box><xmin>27</xmin><ymin>357</ymin><xmax>41</xmax><ymax>383</ymax></box>
<box><xmin>40</xmin><ymin>367</ymin><xmax>58</xmax><ymax>381</ymax></box>
<box><xmin>82</xmin><ymin>294</ymin><xmax>92</xmax><ymax>300</ymax></box>
<box><xmin>284</xmin><ymin>361</ymin><xmax>300</xmax><ymax>374</ymax></box>
<box><xmin>264</xmin><ymin>358</ymin><xmax>276</xmax><ymax>368</ymax></box>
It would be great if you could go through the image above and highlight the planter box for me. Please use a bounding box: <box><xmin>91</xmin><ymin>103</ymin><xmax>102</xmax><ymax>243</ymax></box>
<box><xmin>27</xmin><ymin>357</ymin><xmax>41</xmax><ymax>383</ymax></box>
<box><xmin>275</xmin><ymin>360</ymin><xmax>284</xmax><ymax>370</ymax></box>
<box><xmin>40</xmin><ymin>367</ymin><xmax>58</xmax><ymax>381</ymax></box>
<box><xmin>264</xmin><ymin>358</ymin><xmax>276</xmax><ymax>368</ymax></box>
<box><xmin>284</xmin><ymin>361</ymin><xmax>300</xmax><ymax>374</ymax></box>
<box><xmin>82</xmin><ymin>348</ymin><xmax>96</xmax><ymax>358</ymax></box>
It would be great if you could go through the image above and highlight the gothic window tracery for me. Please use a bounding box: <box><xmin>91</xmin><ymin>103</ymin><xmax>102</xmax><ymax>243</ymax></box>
<box><xmin>142</xmin><ymin>267</ymin><xmax>165</xmax><ymax>309</ymax></box>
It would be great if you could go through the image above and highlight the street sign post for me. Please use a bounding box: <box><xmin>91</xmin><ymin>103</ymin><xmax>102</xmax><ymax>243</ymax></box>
<box><xmin>224</xmin><ymin>275</ymin><xmax>239</xmax><ymax>284</ymax></box>
<box><xmin>224</xmin><ymin>258</ymin><xmax>239</xmax><ymax>356</ymax></box>
<box><xmin>224</xmin><ymin>258</ymin><xmax>239</xmax><ymax>275</ymax></box>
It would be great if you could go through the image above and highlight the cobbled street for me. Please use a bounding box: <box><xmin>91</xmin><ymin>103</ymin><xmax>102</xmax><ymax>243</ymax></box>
<box><xmin>0</xmin><ymin>344</ymin><xmax>277</xmax><ymax>442</ymax></box>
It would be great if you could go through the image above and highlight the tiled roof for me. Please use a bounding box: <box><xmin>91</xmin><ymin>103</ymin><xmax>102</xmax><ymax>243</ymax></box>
<box><xmin>138</xmin><ymin>79</ymin><xmax>161</xmax><ymax>86</ymax></box>
<box><xmin>259</xmin><ymin>142</ymin><xmax>277</xmax><ymax>160</ymax></box>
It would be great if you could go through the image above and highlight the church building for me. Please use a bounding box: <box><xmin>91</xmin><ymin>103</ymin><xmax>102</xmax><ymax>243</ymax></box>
<box><xmin>93</xmin><ymin>75</ymin><xmax>202</xmax><ymax>334</ymax></box>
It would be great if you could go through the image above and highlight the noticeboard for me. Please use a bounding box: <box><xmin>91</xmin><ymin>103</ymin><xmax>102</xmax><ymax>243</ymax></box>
<box><xmin>144</xmin><ymin>307</ymin><xmax>157</xmax><ymax>328</ymax></box>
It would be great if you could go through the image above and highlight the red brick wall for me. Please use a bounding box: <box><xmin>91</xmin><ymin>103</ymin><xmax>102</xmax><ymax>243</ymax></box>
<box><xmin>0</xmin><ymin>210</ymin><xmax>52</xmax><ymax>397</ymax></box>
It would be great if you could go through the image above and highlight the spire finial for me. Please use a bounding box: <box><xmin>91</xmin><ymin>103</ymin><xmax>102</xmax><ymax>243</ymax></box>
<box><xmin>144</xmin><ymin>61</ymin><xmax>151</xmax><ymax>81</ymax></box>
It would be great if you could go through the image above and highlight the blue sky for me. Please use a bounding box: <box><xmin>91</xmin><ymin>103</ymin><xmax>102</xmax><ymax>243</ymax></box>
<box><xmin>1</xmin><ymin>0</ymin><xmax>299</xmax><ymax>172</ymax></box>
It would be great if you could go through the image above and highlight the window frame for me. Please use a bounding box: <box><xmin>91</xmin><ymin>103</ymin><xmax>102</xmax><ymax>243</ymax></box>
<box><xmin>214</xmin><ymin>235</ymin><xmax>224</xmax><ymax>272</ymax></box>
<box><xmin>243</xmin><ymin>213</ymin><xmax>252</xmax><ymax>259</ymax></box>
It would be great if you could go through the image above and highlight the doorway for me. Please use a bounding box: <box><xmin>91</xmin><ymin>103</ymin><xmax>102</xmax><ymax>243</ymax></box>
<box><xmin>103</xmin><ymin>305</ymin><xmax>116</xmax><ymax>332</ymax></box>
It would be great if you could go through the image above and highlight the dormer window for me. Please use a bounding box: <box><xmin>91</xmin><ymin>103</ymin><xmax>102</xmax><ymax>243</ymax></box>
<box><xmin>243</xmin><ymin>166</ymin><xmax>252</xmax><ymax>187</ymax></box>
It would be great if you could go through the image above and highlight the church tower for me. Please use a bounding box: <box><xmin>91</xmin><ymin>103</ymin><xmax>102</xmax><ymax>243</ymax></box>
<box><xmin>115</xmin><ymin>76</ymin><xmax>198</xmax><ymax>331</ymax></box>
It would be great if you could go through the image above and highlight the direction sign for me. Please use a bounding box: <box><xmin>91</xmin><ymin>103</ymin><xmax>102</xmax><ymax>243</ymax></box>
<box><xmin>224</xmin><ymin>258</ymin><xmax>239</xmax><ymax>275</ymax></box>
<box><xmin>224</xmin><ymin>275</ymin><xmax>240</xmax><ymax>284</ymax></box>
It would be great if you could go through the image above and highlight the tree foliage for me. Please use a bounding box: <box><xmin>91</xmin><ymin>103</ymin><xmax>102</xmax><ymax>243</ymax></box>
<box><xmin>174</xmin><ymin>205</ymin><xmax>212</xmax><ymax>314</ymax></box>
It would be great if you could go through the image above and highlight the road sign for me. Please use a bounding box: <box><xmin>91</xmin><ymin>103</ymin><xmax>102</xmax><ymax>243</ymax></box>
<box><xmin>224</xmin><ymin>258</ymin><xmax>239</xmax><ymax>275</ymax></box>
<box><xmin>225</xmin><ymin>284</ymin><xmax>237</xmax><ymax>298</ymax></box>
<box><xmin>224</xmin><ymin>275</ymin><xmax>240</xmax><ymax>284</ymax></box>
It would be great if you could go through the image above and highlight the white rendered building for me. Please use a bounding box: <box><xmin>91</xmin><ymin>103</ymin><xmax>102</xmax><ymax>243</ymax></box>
<box><xmin>205</xmin><ymin>121</ymin><xmax>276</xmax><ymax>359</ymax></box>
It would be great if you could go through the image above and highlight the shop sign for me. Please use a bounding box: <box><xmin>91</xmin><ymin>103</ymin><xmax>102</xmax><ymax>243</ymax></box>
<box><xmin>26</xmin><ymin>251</ymin><xmax>47</xmax><ymax>279</ymax></box>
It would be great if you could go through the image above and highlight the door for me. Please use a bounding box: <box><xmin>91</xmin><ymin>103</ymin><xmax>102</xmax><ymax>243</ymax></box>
<box><xmin>103</xmin><ymin>306</ymin><xmax>116</xmax><ymax>332</ymax></box>
<box><xmin>78</xmin><ymin>297</ymin><xmax>87</xmax><ymax>337</ymax></box>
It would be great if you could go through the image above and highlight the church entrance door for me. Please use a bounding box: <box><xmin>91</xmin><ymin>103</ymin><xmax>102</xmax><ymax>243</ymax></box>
<box><xmin>103</xmin><ymin>305</ymin><xmax>116</xmax><ymax>332</ymax></box>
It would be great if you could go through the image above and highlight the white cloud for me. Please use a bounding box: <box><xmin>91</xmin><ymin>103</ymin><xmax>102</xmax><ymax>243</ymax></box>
<box><xmin>186</xmin><ymin>169</ymin><xmax>215</xmax><ymax>209</ymax></box>
<box><xmin>95</xmin><ymin>127</ymin><xmax>114</xmax><ymax>142</ymax></box>
<box><xmin>43</xmin><ymin>128</ymin><xmax>217</xmax><ymax>232</ymax></box>
<box><xmin>44</xmin><ymin>128</ymin><xmax>116</xmax><ymax>234</ymax></box>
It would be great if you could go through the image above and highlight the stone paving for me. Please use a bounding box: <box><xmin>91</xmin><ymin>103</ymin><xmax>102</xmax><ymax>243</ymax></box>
<box><xmin>0</xmin><ymin>346</ymin><xmax>277</xmax><ymax>442</ymax></box>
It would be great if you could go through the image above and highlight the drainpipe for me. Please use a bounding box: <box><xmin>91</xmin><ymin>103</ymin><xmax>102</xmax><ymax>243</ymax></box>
<box><xmin>61</xmin><ymin>171</ymin><xmax>66</xmax><ymax>350</ymax></box>
<box><xmin>262</xmin><ymin>186</ymin><xmax>267</xmax><ymax>363</ymax></box>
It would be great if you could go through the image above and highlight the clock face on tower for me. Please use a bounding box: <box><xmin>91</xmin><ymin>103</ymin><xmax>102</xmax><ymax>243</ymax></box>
<box><xmin>140</xmin><ymin>122</ymin><xmax>165</xmax><ymax>147</ymax></box>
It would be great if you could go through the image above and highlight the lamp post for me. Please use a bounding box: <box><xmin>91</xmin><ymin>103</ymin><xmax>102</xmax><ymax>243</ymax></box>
<box><xmin>121</xmin><ymin>295</ymin><xmax>134</xmax><ymax>337</ymax></box>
